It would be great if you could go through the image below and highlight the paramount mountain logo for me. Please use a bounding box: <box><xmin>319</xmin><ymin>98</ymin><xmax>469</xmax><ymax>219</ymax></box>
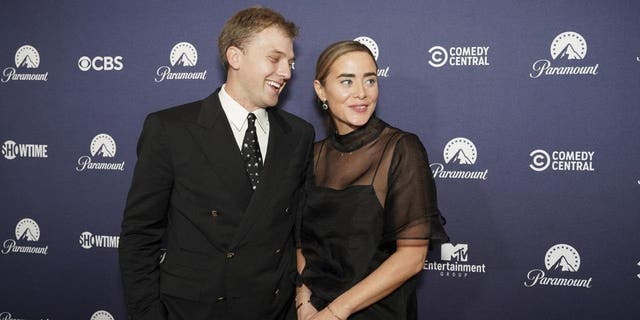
<box><xmin>424</xmin><ymin>243</ymin><xmax>487</xmax><ymax>278</ymax></box>
<box><xmin>354</xmin><ymin>36</ymin><xmax>390</xmax><ymax>77</ymax></box>
<box><xmin>76</xmin><ymin>133</ymin><xmax>125</xmax><ymax>172</ymax></box>
<box><xmin>530</xmin><ymin>31</ymin><xmax>599</xmax><ymax>78</ymax></box>
<box><xmin>1</xmin><ymin>218</ymin><xmax>49</xmax><ymax>255</ymax></box>
<box><xmin>1</xmin><ymin>45</ymin><xmax>49</xmax><ymax>83</ymax></box>
<box><xmin>90</xmin><ymin>310</ymin><xmax>115</xmax><ymax>320</ymax></box>
<box><xmin>524</xmin><ymin>244</ymin><xmax>593</xmax><ymax>288</ymax></box>
<box><xmin>430</xmin><ymin>137</ymin><xmax>488</xmax><ymax>180</ymax></box>
<box><xmin>155</xmin><ymin>42</ymin><xmax>207</xmax><ymax>82</ymax></box>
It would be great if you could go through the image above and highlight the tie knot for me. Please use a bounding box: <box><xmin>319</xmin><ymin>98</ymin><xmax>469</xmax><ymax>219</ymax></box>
<box><xmin>247</xmin><ymin>113</ymin><xmax>256</xmax><ymax>122</ymax></box>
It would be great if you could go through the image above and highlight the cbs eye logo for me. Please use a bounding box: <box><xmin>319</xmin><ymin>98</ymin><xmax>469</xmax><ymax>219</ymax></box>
<box><xmin>78</xmin><ymin>56</ymin><xmax>124</xmax><ymax>71</ymax></box>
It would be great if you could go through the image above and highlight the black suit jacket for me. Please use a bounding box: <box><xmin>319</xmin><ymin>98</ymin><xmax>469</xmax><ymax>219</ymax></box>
<box><xmin>119</xmin><ymin>89</ymin><xmax>314</xmax><ymax>320</ymax></box>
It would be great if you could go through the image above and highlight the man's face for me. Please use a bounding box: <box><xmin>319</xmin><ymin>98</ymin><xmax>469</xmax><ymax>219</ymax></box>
<box><xmin>231</xmin><ymin>26</ymin><xmax>294</xmax><ymax>111</ymax></box>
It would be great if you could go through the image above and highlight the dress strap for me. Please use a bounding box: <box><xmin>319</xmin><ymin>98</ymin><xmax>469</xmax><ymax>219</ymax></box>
<box><xmin>370</xmin><ymin>132</ymin><xmax>402</xmax><ymax>185</ymax></box>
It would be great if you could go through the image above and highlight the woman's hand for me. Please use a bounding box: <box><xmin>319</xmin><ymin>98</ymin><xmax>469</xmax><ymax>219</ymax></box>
<box><xmin>297</xmin><ymin>301</ymin><xmax>319</xmax><ymax>320</ymax></box>
<box><xmin>309</xmin><ymin>305</ymin><xmax>347</xmax><ymax>320</ymax></box>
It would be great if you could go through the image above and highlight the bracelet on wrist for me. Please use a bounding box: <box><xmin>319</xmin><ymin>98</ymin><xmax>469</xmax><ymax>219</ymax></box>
<box><xmin>296</xmin><ymin>299</ymin><xmax>311</xmax><ymax>310</ymax></box>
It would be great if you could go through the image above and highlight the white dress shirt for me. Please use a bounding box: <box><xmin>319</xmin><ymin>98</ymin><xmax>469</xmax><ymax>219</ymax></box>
<box><xmin>218</xmin><ymin>85</ymin><xmax>269</xmax><ymax>163</ymax></box>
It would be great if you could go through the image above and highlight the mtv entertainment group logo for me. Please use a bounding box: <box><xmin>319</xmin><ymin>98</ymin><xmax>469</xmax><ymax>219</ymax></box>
<box><xmin>90</xmin><ymin>310</ymin><xmax>115</xmax><ymax>320</ymax></box>
<box><xmin>76</xmin><ymin>133</ymin><xmax>125</xmax><ymax>172</ymax></box>
<box><xmin>155</xmin><ymin>42</ymin><xmax>207</xmax><ymax>82</ymax></box>
<box><xmin>524</xmin><ymin>244</ymin><xmax>593</xmax><ymax>288</ymax></box>
<box><xmin>424</xmin><ymin>243</ymin><xmax>487</xmax><ymax>278</ymax></box>
<box><xmin>430</xmin><ymin>137</ymin><xmax>488</xmax><ymax>180</ymax></box>
<box><xmin>79</xmin><ymin>231</ymin><xmax>119</xmax><ymax>249</ymax></box>
<box><xmin>428</xmin><ymin>45</ymin><xmax>490</xmax><ymax>68</ymax></box>
<box><xmin>1</xmin><ymin>218</ymin><xmax>49</xmax><ymax>255</ymax></box>
<box><xmin>2</xmin><ymin>139</ymin><xmax>48</xmax><ymax>160</ymax></box>
<box><xmin>529</xmin><ymin>149</ymin><xmax>595</xmax><ymax>172</ymax></box>
<box><xmin>354</xmin><ymin>36</ymin><xmax>390</xmax><ymax>77</ymax></box>
<box><xmin>530</xmin><ymin>31</ymin><xmax>599</xmax><ymax>78</ymax></box>
<box><xmin>1</xmin><ymin>45</ymin><xmax>49</xmax><ymax>83</ymax></box>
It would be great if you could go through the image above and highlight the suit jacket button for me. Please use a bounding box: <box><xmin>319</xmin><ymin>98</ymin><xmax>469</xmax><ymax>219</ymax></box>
<box><xmin>274</xmin><ymin>289</ymin><xmax>280</xmax><ymax>296</ymax></box>
<box><xmin>225</xmin><ymin>252</ymin><xmax>235</xmax><ymax>259</ymax></box>
<box><xmin>210</xmin><ymin>210</ymin><xmax>219</xmax><ymax>217</ymax></box>
<box><xmin>274</xmin><ymin>248</ymin><xmax>281</xmax><ymax>254</ymax></box>
<box><xmin>216</xmin><ymin>296</ymin><xmax>226</xmax><ymax>302</ymax></box>
<box><xmin>284</xmin><ymin>207</ymin><xmax>289</xmax><ymax>214</ymax></box>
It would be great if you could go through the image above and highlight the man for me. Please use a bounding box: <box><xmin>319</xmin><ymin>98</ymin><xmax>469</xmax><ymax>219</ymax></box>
<box><xmin>118</xmin><ymin>7</ymin><xmax>314</xmax><ymax>320</ymax></box>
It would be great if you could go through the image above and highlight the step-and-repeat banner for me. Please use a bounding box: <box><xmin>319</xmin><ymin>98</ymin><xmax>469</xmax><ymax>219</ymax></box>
<box><xmin>1</xmin><ymin>1</ymin><xmax>639</xmax><ymax>319</ymax></box>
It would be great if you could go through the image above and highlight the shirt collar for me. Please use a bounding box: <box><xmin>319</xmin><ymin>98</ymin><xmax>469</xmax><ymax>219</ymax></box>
<box><xmin>219</xmin><ymin>84</ymin><xmax>268</xmax><ymax>134</ymax></box>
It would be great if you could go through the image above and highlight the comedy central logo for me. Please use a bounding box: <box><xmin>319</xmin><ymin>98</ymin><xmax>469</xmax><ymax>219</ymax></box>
<box><xmin>76</xmin><ymin>133</ymin><xmax>125</xmax><ymax>172</ymax></box>
<box><xmin>428</xmin><ymin>45</ymin><xmax>490</xmax><ymax>68</ymax></box>
<box><xmin>354</xmin><ymin>36</ymin><xmax>390</xmax><ymax>77</ymax></box>
<box><xmin>529</xmin><ymin>149</ymin><xmax>595</xmax><ymax>172</ymax></box>
<box><xmin>155</xmin><ymin>41</ymin><xmax>207</xmax><ymax>82</ymax></box>
<box><xmin>1</xmin><ymin>45</ymin><xmax>49</xmax><ymax>83</ymax></box>
<box><xmin>430</xmin><ymin>137</ymin><xmax>488</xmax><ymax>180</ymax></box>
<box><xmin>530</xmin><ymin>31</ymin><xmax>599</xmax><ymax>78</ymax></box>
<box><xmin>524</xmin><ymin>244</ymin><xmax>593</xmax><ymax>288</ymax></box>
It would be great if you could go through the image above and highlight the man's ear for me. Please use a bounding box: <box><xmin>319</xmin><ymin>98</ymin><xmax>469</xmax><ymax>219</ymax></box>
<box><xmin>226</xmin><ymin>46</ymin><xmax>243</xmax><ymax>70</ymax></box>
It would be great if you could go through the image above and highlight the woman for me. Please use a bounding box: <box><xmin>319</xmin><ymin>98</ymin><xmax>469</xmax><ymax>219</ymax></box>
<box><xmin>295</xmin><ymin>40</ymin><xmax>449</xmax><ymax>320</ymax></box>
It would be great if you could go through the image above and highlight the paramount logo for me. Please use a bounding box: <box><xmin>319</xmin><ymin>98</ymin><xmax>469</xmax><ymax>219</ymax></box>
<box><xmin>430</xmin><ymin>137</ymin><xmax>488</xmax><ymax>180</ymax></box>
<box><xmin>524</xmin><ymin>244</ymin><xmax>593</xmax><ymax>289</ymax></box>
<box><xmin>529</xmin><ymin>31</ymin><xmax>599</xmax><ymax>79</ymax></box>
<box><xmin>155</xmin><ymin>42</ymin><xmax>207</xmax><ymax>82</ymax></box>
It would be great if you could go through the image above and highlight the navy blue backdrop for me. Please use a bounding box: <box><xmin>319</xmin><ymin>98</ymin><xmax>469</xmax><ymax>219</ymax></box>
<box><xmin>1</xmin><ymin>1</ymin><xmax>639</xmax><ymax>319</ymax></box>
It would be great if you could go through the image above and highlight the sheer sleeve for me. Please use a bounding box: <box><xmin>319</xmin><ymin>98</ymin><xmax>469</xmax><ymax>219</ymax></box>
<box><xmin>383</xmin><ymin>133</ymin><xmax>449</xmax><ymax>245</ymax></box>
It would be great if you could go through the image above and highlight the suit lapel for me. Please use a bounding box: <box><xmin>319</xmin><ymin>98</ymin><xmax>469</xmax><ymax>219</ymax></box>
<box><xmin>230</xmin><ymin>109</ymin><xmax>296</xmax><ymax>247</ymax></box>
<box><xmin>189</xmin><ymin>91</ymin><xmax>252</xmax><ymax>199</ymax></box>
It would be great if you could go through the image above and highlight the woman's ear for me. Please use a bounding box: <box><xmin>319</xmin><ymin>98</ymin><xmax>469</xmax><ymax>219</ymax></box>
<box><xmin>313</xmin><ymin>79</ymin><xmax>326</xmax><ymax>102</ymax></box>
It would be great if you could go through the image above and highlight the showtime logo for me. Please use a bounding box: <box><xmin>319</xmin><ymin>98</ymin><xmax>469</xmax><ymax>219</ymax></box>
<box><xmin>430</xmin><ymin>137</ymin><xmax>488</xmax><ymax>180</ymax></box>
<box><xmin>155</xmin><ymin>42</ymin><xmax>207</xmax><ymax>82</ymax></box>
<box><xmin>354</xmin><ymin>36</ymin><xmax>390</xmax><ymax>77</ymax></box>
<box><xmin>530</xmin><ymin>31</ymin><xmax>599</xmax><ymax>78</ymax></box>
<box><xmin>1</xmin><ymin>139</ymin><xmax>48</xmax><ymax>160</ymax></box>
<box><xmin>524</xmin><ymin>244</ymin><xmax>593</xmax><ymax>288</ymax></box>
<box><xmin>1</xmin><ymin>45</ymin><xmax>49</xmax><ymax>83</ymax></box>
<box><xmin>79</xmin><ymin>231</ymin><xmax>119</xmax><ymax>249</ymax></box>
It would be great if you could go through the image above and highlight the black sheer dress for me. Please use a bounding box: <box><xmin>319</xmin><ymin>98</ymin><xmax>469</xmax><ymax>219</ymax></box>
<box><xmin>298</xmin><ymin>117</ymin><xmax>449</xmax><ymax>319</ymax></box>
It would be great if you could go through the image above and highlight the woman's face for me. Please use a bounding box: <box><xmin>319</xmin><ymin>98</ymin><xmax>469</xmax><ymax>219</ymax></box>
<box><xmin>314</xmin><ymin>51</ymin><xmax>378</xmax><ymax>135</ymax></box>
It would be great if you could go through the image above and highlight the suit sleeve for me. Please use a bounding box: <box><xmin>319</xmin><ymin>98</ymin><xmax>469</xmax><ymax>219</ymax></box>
<box><xmin>294</xmin><ymin>125</ymin><xmax>315</xmax><ymax>248</ymax></box>
<box><xmin>119</xmin><ymin>114</ymin><xmax>173</xmax><ymax>320</ymax></box>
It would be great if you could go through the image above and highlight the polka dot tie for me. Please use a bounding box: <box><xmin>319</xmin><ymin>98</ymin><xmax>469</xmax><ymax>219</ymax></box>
<box><xmin>241</xmin><ymin>113</ymin><xmax>263</xmax><ymax>190</ymax></box>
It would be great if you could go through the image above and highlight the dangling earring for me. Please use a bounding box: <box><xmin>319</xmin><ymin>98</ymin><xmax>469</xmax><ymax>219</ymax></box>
<box><xmin>321</xmin><ymin>101</ymin><xmax>328</xmax><ymax>110</ymax></box>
